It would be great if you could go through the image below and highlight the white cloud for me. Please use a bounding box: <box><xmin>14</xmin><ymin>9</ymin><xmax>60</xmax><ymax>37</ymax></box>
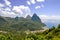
<box><xmin>0</xmin><ymin>3</ymin><xmax>17</xmax><ymax>18</ymax></box>
<box><xmin>0</xmin><ymin>11</ymin><xmax>17</xmax><ymax>18</ymax></box>
<box><xmin>39</xmin><ymin>15</ymin><xmax>60</xmax><ymax>22</ymax></box>
<box><xmin>35</xmin><ymin>6</ymin><xmax>41</xmax><ymax>9</ymax></box>
<box><xmin>4</xmin><ymin>7</ymin><xmax>11</xmax><ymax>11</ymax></box>
<box><xmin>26</xmin><ymin>0</ymin><xmax>36</xmax><ymax>5</ymax></box>
<box><xmin>0</xmin><ymin>2</ymin><xmax>31</xmax><ymax>18</ymax></box>
<box><xmin>36</xmin><ymin>0</ymin><xmax>45</xmax><ymax>2</ymax></box>
<box><xmin>26</xmin><ymin>0</ymin><xmax>45</xmax><ymax>9</ymax></box>
<box><xmin>13</xmin><ymin>6</ymin><xmax>23</xmax><ymax>14</ymax></box>
<box><xmin>0</xmin><ymin>0</ymin><xmax>45</xmax><ymax>18</ymax></box>
<box><xmin>13</xmin><ymin>5</ymin><xmax>31</xmax><ymax>17</ymax></box>
<box><xmin>27</xmin><ymin>1</ymin><xmax>31</xmax><ymax>5</ymax></box>
<box><xmin>30</xmin><ymin>0</ymin><xmax>36</xmax><ymax>4</ymax></box>
<box><xmin>0</xmin><ymin>3</ymin><xmax>4</xmax><ymax>7</ymax></box>
<box><xmin>4</xmin><ymin>0</ymin><xmax>11</xmax><ymax>7</ymax></box>
<box><xmin>0</xmin><ymin>7</ymin><xmax>16</xmax><ymax>18</ymax></box>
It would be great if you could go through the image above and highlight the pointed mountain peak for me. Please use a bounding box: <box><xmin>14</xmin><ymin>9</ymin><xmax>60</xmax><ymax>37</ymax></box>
<box><xmin>15</xmin><ymin>16</ymin><xmax>19</xmax><ymax>21</ymax></box>
<box><xmin>26</xmin><ymin>15</ymin><xmax>31</xmax><ymax>19</ymax></box>
<box><xmin>32</xmin><ymin>13</ymin><xmax>41</xmax><ymax>23</ymax></box>
<box><xmin>33</xmin><ymin>13</ymin><xmax>37</xmax><ymax>16</ymax></box>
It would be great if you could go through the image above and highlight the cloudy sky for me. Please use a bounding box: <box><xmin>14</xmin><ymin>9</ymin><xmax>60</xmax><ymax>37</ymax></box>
<box><xmin>0</xmin><ymin>0</ymin><xmax>60</xmax><ymax>23</ymax></box>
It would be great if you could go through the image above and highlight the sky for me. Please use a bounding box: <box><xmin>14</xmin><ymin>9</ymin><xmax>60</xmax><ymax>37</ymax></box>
<box><xmin>0</xmin><ymin>0</ymin><xmax>60</xmax><ymax>24</ymax></box>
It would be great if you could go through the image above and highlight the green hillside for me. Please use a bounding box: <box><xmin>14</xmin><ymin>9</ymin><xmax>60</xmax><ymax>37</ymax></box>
<box><xmin>0</xmin><ymin>13</ymin><xmax>46</xmax><ymax>31</ymax></box>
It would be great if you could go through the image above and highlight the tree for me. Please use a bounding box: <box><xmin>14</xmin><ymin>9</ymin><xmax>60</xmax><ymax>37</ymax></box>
<box><xmin>58</xmin><ymin>24</ymin><xmax>60</xmax><ymax>28</ymax></box>
<box><xmin>0</xmin><ymin>35</ymin><xmax>6</xmax><ymax>40</ymax></box>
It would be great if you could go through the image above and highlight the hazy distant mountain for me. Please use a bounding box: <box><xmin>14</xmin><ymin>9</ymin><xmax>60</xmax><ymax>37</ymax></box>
<box><xmin>45</xmin><ymin>22</ymin><xmax>59</xmax><ymax>28</ymax></box>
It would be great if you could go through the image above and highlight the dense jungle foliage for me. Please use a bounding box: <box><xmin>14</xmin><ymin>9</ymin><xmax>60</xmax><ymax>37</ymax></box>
<box><xmin>0</xmin><ymin>24</ymin><xmax>60</xmax><ymax>40</ymax></box>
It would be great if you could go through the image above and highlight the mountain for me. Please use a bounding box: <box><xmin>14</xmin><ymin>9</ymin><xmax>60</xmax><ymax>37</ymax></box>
<box><xmin>15</xmin><ymin>16</ymin><xmax>19</xmax><ymax>21</ymax></box>
<box><xmin>31</xmin><ymin>13</ymin><xmax>41</xmax><ymax>23</ymax></box>
<box><xmin>0</xmin><ymin>16</ymin><xmax>8</xmax><ymax>22</ymax></box>
<box><xmin>0</xmin><ymin>13</ymin><xmax>46</xmax><ymax>31</ymax></box>
<box><xmin>45</xmin><ymin>22</ymin><xmax>59</xmax><ymax>28</ymax></box>
<box><xmin>26</xmin><ymin>15</ymin><xmax>31</xmax><ymax>20</ymax></box>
